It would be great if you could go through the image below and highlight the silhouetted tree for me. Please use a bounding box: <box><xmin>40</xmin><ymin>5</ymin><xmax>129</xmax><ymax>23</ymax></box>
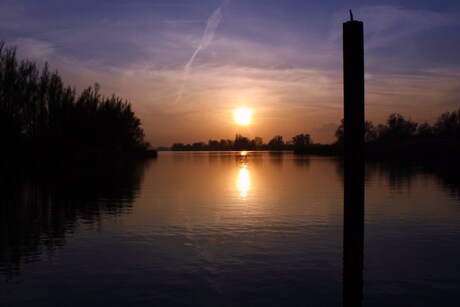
<box><xmin>365</xmin><ymin>121</ymin><xmax>377</xmax><ymax>143</ymax></box>
<box><xmin>0</xmin><ymin>42</ymin><xmax>150</xmax><ymax>155</ymax></box>
<box><xmin>251</xmin><ymin>136</ymin><xmax>264</xmax><ymax>150</ymax></box>
<box><xmin>0</xmin><ymin>44</ymin><xmax>21</xmax><ymax>143</ymax></box>
<box><xmin>435</xmin><ymin>109</ymin><xmax>460</xmax><ymax>138</ymax></box>
<box><xmin>416</xmin><ymin>122</ymin><xmax>435</xmax><ymax>138</ymax></box>
<box><xmin>335</xmin><ymin>119</ymin><xmax>344</xmax><ymax>144</ymax></box>
<box><xmin>377</xmin><ymin>113</ymin><xmax>417</xmax><ymax>143</ymax></box>
<box><xmin>268</xmin><ymin>135</ymin><xmax>284</xmax><ymax>150</ymax></box>
<box><xmin>220</xmin><ymin>139</ymin><xmax>233</xmax><ymax>149</ymax></box>
<box><xmin>292</xmin><ymin>134</ymin><xmax>312</xmax><ymax>151</ymax></box>
<box><xmin>171</xmin><ymin>143</ymin><xmax>186</xmax><ymax>150</ymax></box>
<box><xmin>192</xmin><ymin>142</ymin><xmax>206</xmax><ymax>150</ymax></box>
<box><xmin>234</xmin><ymin>134</ymin><xmax>251</xmax><ymax>150</ymax></box>
<box><xmin>208</xmin><ymin>139</ymin><xmax>220</xmax><ymax>150</ymax></box>
<box><xmin>335</xmin><ymin>119</ymin><xmax>376</xmax><ymax>144</ymax></box>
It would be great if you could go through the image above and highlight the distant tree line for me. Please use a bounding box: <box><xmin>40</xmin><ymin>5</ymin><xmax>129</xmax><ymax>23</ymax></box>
<box><xmin>335</xmin><ymin>111</ymin><xmax>460</xmax><ymax>144</ymax></box>
<box><xmin>171</xmin><ymin>133</ymin><xmax>312</xmax><ymax>151</ymax></box>
<box><xmin>171</xmin><ymin>110</ymin><xmax>460</xmax><ymax>160</ymax></box>
<box><xmin>0</xmin><ymin>43</ymin><xmax>152</xmax><ymax>157</ymax></box>
<box><xmin>331</xmin><ymin>111</ymin><xmax>460</xmax><ymax>160</ymax></box>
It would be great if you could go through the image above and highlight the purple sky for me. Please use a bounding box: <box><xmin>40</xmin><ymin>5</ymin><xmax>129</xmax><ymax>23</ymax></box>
<box><xmin>2</xmin><ymin>0</ymin><xmax>460</xmax><ymax>146</ymax></box>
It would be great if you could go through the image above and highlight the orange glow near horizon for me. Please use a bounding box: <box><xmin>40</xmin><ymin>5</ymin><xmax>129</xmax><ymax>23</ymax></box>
<box><xmin>234</xmin><ymin>108</ymin><xmax>252</xmax><ymax>126</ymax></box>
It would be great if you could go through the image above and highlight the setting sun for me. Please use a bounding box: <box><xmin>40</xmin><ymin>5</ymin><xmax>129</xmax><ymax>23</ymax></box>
<box><xmin>234</xmin><ymin>108</ymin><xmax>252</xmax><ymax>126</ymax></box>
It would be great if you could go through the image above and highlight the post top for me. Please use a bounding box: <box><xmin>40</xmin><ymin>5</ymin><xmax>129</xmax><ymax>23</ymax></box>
<box><xmin>344</xmin><ymin>9</ymin><xmax>362</xmax><ymax>24</ymax></box>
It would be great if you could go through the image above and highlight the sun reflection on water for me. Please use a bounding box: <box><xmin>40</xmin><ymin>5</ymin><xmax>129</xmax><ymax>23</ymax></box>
<box><xmin>236</xmin><ymin>152</ymin><xmax>251</xmax><ymax>198</ymax></box>
<box><xmin>237</xmin><ymin>165</ymin><xmax>250</xmax><ymax>198</ymax></box>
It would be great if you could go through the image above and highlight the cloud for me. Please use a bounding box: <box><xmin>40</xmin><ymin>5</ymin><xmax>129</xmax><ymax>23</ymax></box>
<box><xmin>175</xmin><ymin>0</ymin><xmax>230</xmax><ymax>104</ymax></box>
<box><xmin>357</xmin><ymin>5</ymin><xmax>457</xmax><ymax>49</ymax></box>
<box><xmin>9</xmin><ymin>38</ymin><xmax>55</xmax><ymax>62</ymax></box>
<box><xmin>313</xmin><ymin>123</ymin><xmax>339</xmax><ymax>133</ymax></box>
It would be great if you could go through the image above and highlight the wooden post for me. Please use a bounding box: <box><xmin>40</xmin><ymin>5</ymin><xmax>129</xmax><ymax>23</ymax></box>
<box><xmin>343</xmin><ymin>11</ymin><xmax>365</xmax><ymax>307</ymax></box>
<box><xmin>343</xmin><ymin>13</ymin><xmax>364</xmax><ymax>161</ymax></box>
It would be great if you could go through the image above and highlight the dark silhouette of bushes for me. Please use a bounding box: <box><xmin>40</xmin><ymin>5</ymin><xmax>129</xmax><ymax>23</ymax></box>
<box><xmin>234</xmin><ymin>134</ymin><xmax>252</xmax><ymax>150</ymax></box>
<box><xmin>334</xmin><ymin>111</ymin><xmax>460</xmax><ymax>144</ymax></box>
<box><xmin>375</xmin><ymin>113</ymin><xmax>417</xmax><ymax>143</ymax></box>
<box><xmin>292</xmin><ymin>133</ymin><xmax>312</xmax><ymax>152</ymax></box>
<box><xmin>435</xmin><ymin>109</ymin><xmax>460</xmax><ymax>138</ymax></box>
<box><xmin>335</xmin><ymin>119</ymin><xmax>378</xmax><ymax>144</ymax></box>
<box><xmin>267</xmin><ymin>135</ymin><xmax>285</xmax><ymax>150</ymax></box>
<box><xmin>172</xmin><ymin>134</ymin><xmax>294</xmax><ymax>151</ymax></box>
<box><xmin>333</xmin><ymin>111</ymin><xmax>460</xmax><ymax>161</ymax></box>
<box><xmin>0</xmin><ymin>43</ymin><xmax>153</xmax><ymax>158</ymax></box>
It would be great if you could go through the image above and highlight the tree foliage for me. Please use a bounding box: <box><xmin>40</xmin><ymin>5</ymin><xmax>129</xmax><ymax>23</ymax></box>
<box><xmin>335</xmin><ymin>110</ymin><xmax>460</xmax><ymax>144</ymax></box>
<box><xmin>267</xmin><ymin>135</ymin><xmax>284</xmax><ymax>150</ymax></box>
<box><xmin>172</xmin><ymin>135</ymin><xmax>289</xmax><ymax>151</ymax></box>
<box><xmin>377</xmin><ymin>113</ymin><xmax>417</xmax><ymax>143</ymax></box>
<box><xmin>0</xmin><ymin>43</ymin><xmax>149</xmax><ymax>153</ymax></box>
<box><xmin>334</xmin><ymin>119</ymin><xmax>376</xmax><ymax>144</ymax></box>
<box><xmin>435</xmin><ymin>109</ymin><xmax>460</xmax><ymax>138</ymax></box>
<box><xmin>291</xmin><ymin>134</ymin><xmax>312</xmax><ymax>151</ymax></box>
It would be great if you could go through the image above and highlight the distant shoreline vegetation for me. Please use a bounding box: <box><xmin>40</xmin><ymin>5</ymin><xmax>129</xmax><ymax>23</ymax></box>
<box><xmin>171</xmin><ymin>134</ymin><xmax>313</xmax><ymax>152</ymax></box>
<box><xmin>171</xmin><ymin>111</ymin><xmax>460</xmax><ymax>162</ymax></box>
<box><xmin>0</xmin><ymin>42</ymin><xmax>156</xmax><ymax>160</ymax></box>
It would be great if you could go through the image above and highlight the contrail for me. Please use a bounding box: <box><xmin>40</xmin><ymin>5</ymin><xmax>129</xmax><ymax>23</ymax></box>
<box><xmin>175</xmin><ymin>0</ymin><xmax>229</xmax><ymax>104</ymax></box>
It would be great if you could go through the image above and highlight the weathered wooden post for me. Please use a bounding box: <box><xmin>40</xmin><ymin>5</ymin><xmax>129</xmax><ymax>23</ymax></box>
<box><xmin>343</xmin><ymin>10</ymin><xmax>364</xmax><ymax>161</ymax></box>
<box><xmin>343</xmin><ymin>10</ymin><xmax>365</xmax><ymax>307</ymax></box>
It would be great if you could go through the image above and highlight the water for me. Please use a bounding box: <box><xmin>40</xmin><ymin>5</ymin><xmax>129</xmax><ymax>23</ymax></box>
<box><xmin>1</xmin><ymin>151</ymin><xmax>460</xmax><ymax>306</ymax></box>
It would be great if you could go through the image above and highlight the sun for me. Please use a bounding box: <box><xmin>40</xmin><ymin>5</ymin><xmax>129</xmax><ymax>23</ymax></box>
<box><xmin>234</xmin><ymin>108</ymin><xmax>252</xmax><ymax>126</ymax></box>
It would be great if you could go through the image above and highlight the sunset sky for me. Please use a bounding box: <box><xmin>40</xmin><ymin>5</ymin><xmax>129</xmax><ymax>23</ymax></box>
<box><xmin>1</xmin><ymin>0</ymin><xmax>460</xmax><ymax>146</ymax></box>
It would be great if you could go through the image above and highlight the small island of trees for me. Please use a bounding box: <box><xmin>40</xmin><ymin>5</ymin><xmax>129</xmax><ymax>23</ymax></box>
<box><xmin>0</xmin><ymin>43</ymin><xmax>156</xmax><ymax>160</ymax></box>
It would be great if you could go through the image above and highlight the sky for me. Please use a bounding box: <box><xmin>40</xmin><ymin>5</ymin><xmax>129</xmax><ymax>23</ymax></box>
<box><xmin>1</xmin><ymin>0</ymin><xmax>460</xmax><ymax>146</ymax></box>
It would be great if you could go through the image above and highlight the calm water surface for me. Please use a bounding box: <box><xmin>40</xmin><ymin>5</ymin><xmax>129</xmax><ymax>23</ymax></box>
<box><xmin>1</xmin><ymin>151</ymin><xmax>460</xmax><ymax>306</ymax></box>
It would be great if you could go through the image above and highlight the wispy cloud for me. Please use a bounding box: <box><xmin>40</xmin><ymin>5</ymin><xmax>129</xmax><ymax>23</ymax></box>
<box><xmin>9</xmin><ymin>38</ymin><xmax>55</xmax><ymax>62</ymax></box>
<box><xmin>175</xmin><ymin>0</ymin><xmax>230</xmax><ymax>104</ymax></box>
<box><xmin>356</xmin><ymin>5</ymin><xmax>457</xmax><ymax>49</ymax></box>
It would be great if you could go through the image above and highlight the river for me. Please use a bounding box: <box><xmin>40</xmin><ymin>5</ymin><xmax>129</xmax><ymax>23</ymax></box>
<box><xmin>1</xmin><ymin>151</ymin><xmax>460</xmax><ymax>305</ymax></box>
